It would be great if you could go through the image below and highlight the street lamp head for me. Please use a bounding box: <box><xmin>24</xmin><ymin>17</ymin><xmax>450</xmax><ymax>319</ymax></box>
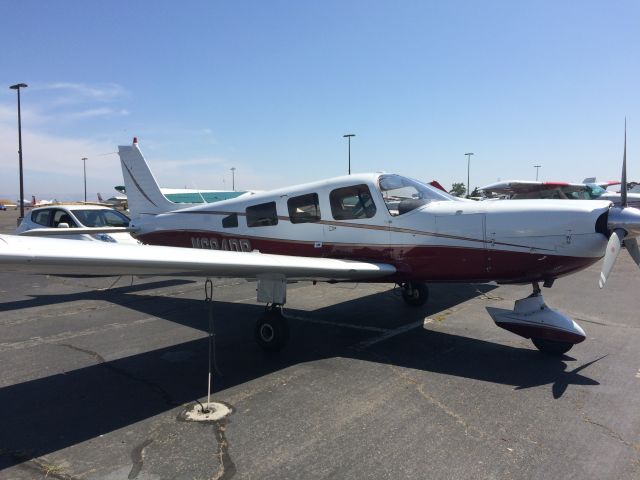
<box><xmin>465</xmin><ymin>152</ymin><xmax>474</xmax><ymax>156</ymax></box>
<box><xmin>343</xmin><ymin>134</ymin><xmax>355</xmax><ymax>138</ymax></box>
<box><xmin>82</xmin><ymin>157</ymin><xmax>87</xmax><ymax>161</ymax></box>
<box><xmin>9</xmin><ymin>83</ymin><xmax>28</xmax><ymax>90</ymax></box>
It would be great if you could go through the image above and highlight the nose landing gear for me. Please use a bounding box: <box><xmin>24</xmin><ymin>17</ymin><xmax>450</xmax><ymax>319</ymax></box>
<box><xmin>487</xmin><ymin>282</ymin><xmax>586</xmax><ymax>355</ymax></box>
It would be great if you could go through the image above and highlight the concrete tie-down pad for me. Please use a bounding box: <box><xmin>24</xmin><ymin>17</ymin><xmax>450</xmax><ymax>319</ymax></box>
<box><xmin>487</xmin><ymin>295</ymin><xmax>586</xmax><ymax>344</ymax></box>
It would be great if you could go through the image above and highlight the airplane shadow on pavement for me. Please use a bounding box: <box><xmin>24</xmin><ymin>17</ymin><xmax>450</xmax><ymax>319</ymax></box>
<box><xmin>0</xmin><ymin>282</ymin><xmax>601</xmax><ymax>470</ymax></box>
<box><xmin>0</xmin><ymin>278</ymin><xmax>197</xmax><ymax>313</ymax></box>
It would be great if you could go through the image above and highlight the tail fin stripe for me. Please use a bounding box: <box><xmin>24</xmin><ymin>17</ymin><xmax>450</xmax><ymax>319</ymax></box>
<box><xmin>122</xmin><ymin>162</ymin><xmax>158</xmax><ymax>208</ymax></box>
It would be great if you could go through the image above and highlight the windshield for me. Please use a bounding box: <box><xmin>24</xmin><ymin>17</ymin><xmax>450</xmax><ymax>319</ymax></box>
<box><xmin>559</xmin><ymin>184</ymin><xmax>608</xmax><ymax>200</ymax></box>
<box><xmin>72</xmin><ymin>209</ymin><xmax>130</xmax><ymax>227</ymax></box>
<box><xmin>585</xmin><ymin>184</ymin><xmax>607</xmax><ymax>199</ymax></box>
<box><xmin>378</xmin><ymin>174</ymin><xmax>456</xmax><ymax>216</ymax></box>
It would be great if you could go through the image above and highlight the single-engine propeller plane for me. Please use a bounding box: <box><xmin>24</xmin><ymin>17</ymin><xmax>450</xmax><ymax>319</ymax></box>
<box><xmin>2</xmin><ymin>132</ymin><xmax>639</xmax><ymax>356</ymax></box>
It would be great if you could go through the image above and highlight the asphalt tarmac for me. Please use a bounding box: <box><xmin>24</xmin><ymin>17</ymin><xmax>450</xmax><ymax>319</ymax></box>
<box><xmin>1</xmin><ymin>209</ymin><xmax>639</xmax><ymax>479</ymax></box>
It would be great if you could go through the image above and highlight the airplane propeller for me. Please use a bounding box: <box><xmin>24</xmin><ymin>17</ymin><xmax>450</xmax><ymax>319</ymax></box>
<box><xmin>599</xmin><ymin>120</ymin><xmax>640</xmax><ymax>288</ymax></box>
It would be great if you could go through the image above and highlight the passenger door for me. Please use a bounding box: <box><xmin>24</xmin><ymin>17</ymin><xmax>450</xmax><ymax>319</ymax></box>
<box><xmin>322</xmin><ymin>184</ymin><xmax>391</xmax><ymax>261</ymax></box>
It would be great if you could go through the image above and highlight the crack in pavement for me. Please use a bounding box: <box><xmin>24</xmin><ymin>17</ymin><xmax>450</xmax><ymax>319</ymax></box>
<box><xmin>58</xmin><ymin>344</ymin><xmax>179</xmax><ymax>407</ymax></box>
<box><xmin>211</xmin><ymin>418</ymin><xmax>236</xmax><ymax>480</ymax></box>
<box><xmin>582</xmin><ymin>416</ymin><xmax>640</xmax><ymax>454</ymax></box>
<box><xmin>177</xmin><ymin>404</ymin><xmax>237</xmax><ymax>480</ymax></box>
<box><xmin>382</xmin><ymin>361</ymin><xmax>541</xmax><ymax>449</ymax></box>
<box><xmin>1</xmin><ymin>449</ymin><xmax>81</xmax><ymax>480</ymax></box>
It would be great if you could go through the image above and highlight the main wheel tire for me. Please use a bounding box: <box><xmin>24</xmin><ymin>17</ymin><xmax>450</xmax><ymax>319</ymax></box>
<box><xmin>255</xmin><ymin>309</ymin><xmax>290</xmax><ymax>352</ymax></box>
<box><xmin>401</xmin><ymin>282</ymin><xmax>429</xmax><ymax>307</ymax></box>
<box><xmin>532</xmin><ymin>338</ymin><xmax>574</xmax><ymax>355</ymax></box>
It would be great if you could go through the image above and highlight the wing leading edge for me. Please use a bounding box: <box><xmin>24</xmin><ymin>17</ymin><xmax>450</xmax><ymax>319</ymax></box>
<box><xmin>0</xmin><ymin>234</ymin><xmax>396</xmax><ymax>281</ymax></box>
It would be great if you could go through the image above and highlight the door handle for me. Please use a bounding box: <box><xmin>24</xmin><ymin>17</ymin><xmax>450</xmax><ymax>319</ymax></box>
<box><xmin>328</xmin><ymin>226</ymin><xmax>337</xmax><ymax>231</ymax></box>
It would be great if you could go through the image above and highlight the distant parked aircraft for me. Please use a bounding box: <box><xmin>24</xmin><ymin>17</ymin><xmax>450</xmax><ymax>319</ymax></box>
<box><xmin>480</xmin><ymin>179</ymin><xmax>640</xmax><ymax>207</ymax></box>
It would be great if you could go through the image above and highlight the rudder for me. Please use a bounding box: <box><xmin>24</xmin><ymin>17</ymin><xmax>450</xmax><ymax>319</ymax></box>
<box><xmin>118</xmin><ymin>139</ymin><xmax>175</xmax><ymax>216</ymax></box>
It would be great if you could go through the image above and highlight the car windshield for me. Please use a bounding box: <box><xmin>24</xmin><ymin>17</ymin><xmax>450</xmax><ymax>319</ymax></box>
<box><xmin>72</xmin><ymin>209</ymin><xmax>130</xmax><ymax>227</ymax></box>
<box><xmin>378</xmin><ymin>174</ymin><xmax>457</xmax><ymax>216</ymax></box>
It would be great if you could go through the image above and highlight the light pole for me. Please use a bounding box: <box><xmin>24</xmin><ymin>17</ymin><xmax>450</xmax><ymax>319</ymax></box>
<box><xmin>82</xmin><ymin>157</ymin><xmax>88</xmax><ymax>202</ymax></box>
<box><xmin>230</xmin><ymin>167</ymin><xmax>236</xmax><ymax>191</ymax></box>
<box><xmin>534</xmin><ymin>165</ymin><xmax>541</xmax><ymax>181</ymax></box>
<box><xmin>9</xmin><ymin>83</ymin><xmax>28</xmax><ymax>225</ymax></box>
<box><xmin>465</xmin><ymin>152</ymin><xmax>474</xmax><ymax>198</ymax></box>
<box><xmin>343</xmin><ymin>134</ymin><xmax>355</xmax><ymax>175</ymax></box>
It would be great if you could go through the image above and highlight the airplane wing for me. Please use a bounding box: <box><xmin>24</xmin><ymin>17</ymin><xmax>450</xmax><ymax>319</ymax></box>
<box><xmin>598</xmin><ymin>181</ymin><xmax>621</xmax><ymax>188</ymax></box>
<box><xmin>0</xmin><ymin>234</ymin><xmax>396</xmax><ymax>281</ymax></box>
<box><xmin>480</xmin><ymin>180</ymin><xmax>549</xmax><ymax>195</ymax></box>
<box><xmin>480</xmin><ymin>180</ymin><xmax>585</xmax><ymax>196</ymax></box>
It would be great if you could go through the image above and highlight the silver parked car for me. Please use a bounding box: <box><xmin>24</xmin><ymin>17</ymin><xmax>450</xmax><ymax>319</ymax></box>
<box><xmin>16</xmin><ymin>204</ymin><xmax>140</xmax><ymax>245</ymax></box>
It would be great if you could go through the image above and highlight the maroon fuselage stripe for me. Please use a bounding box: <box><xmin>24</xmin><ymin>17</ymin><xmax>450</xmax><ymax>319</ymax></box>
<box><xmin>137</xmin><ymin>230</ymin><xmax>599</xmax><ymax>283</ymax></box>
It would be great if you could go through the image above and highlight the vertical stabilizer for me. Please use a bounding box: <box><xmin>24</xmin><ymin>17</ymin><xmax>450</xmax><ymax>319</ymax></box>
<box><xmin>118</xmin><ymin>139</ymin><xmax>176</xmax><ymax>216</ymax></box>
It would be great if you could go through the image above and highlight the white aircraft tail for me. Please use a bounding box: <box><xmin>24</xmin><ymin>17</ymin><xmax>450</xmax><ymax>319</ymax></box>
<box><xmin>118</xmin><ymin>139</ymin><xmax>176</xmax><ymax>216</ymax></box>
<box><xmin>97</xmin><ymin>192</ymin><xmax>104</xmax><ymax>203</ymax></box>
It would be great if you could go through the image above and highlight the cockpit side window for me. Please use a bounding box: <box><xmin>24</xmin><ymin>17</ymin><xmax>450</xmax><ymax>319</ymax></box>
<box><xmin>330</xmin><ymin>185</ymin><xmax>377</xmax><ymax>220</ymax></box>
<box><xmin>378</xmin><ymin>174</ymin><xmax>455</xmax><ymax>216</ymax></box>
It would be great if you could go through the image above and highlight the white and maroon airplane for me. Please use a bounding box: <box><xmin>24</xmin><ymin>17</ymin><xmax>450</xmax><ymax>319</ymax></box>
<box><xmin>2</xmin><ymin>136</ymin><xmax>640</xmax><ymax>356</ymax></box>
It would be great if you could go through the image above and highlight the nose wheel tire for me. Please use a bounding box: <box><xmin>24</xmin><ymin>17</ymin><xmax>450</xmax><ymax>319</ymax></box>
<box><xmin>532</xmin><ymin>338</ymin><xmax>574</xmax><ymax>355</ymax></box>
<box><xmin>401</xmin><ymin>282</ymin><xmax>429</xmax><ymax>307</ymax></box>
<box><xmin>255</xmin><ymin>308</ymin><xmax>290</xmax><ymax>352</ymax></box>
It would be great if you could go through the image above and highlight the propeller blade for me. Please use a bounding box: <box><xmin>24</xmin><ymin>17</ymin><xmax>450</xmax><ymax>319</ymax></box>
<box><xmin>626</xmin><ymin>237</ymin><xmax>640</xmax><ymax>267</ymax></box>
<box><xmin>599</xmin><ymin>229</ymin><xmax>625</xmax><ymax>288</ymax></box>
<box><xmin>621</xmin><ymin>119</ymin><xmax>627</xmax><ymax>208</ymax></box>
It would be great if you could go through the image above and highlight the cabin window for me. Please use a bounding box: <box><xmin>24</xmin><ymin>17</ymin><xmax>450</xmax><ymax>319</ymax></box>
<box><xmin>288</xmin><ymin>193</ymin><xmax>321</xmax><ymax>224</ymax></box>
<box><xmin>31</xmin><ymin>209</ymin><xmax>52</xmax><ymax>226</ymax></box>
<box><xmin>330</xmin><ymin>184</ymin><xmax>377</xmax><ymax>220</ymax></box>
<box><xmin>246</xmin><ymin>202</ymin><xmax>278</xmax><ymax>227</ymax></box>
<box><xmin>222</xmin><ymin>213</ymin><xmax>238</xmax><ymax>228</ymax></box>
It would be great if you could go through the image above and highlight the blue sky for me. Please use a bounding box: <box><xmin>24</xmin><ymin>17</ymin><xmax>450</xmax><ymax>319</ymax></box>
<box><xmin>1</xmin><ymin>0</ymin><xmax>638</xmax><ymax>200</ymax></box>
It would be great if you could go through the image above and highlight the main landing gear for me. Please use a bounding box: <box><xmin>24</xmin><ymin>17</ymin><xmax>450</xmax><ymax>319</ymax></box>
<box><xmin>487</xmin><ymin>281</ymin><xmax>586</xmax><ymax>355</ymax></box>
<box><xmin>401</xmin><ymin>282</ymin><xmax>429</xmax><ymax>307</ymax></box>
<box><xmin>254</xmin><ymin>305</ymin><xmax>290</xmax><ymax>352</ymax></box>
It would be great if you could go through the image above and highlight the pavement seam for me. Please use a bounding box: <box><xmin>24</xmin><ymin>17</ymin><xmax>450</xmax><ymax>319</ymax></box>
<box><xmin>127</xmin><ymin>438</ymin><xmax>154</xmax><ymax>479</ymax></box>
<box><xmin>0</xmin><ymin>317</ymin><xmax>160</xmax><ymax>352</ymax></box>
